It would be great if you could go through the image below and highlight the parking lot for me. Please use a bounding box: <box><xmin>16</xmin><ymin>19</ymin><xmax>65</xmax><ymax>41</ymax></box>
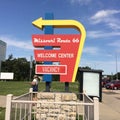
<box><xmin>100</xmin><ymin>88</ymin><xmax>120</xmax><ymax>120</ymax></box>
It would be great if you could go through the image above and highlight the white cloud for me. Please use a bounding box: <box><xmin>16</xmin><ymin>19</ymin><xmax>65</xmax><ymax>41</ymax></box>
<box><xmin>108</xmin><ymin>40</ymin><xmax>120</xmax><ymax>47</ymax></box>
<box><xmin>0</xmin><ymin>35</ymin><xmax>33</xmax><ymax>50</ymax></box>
<box><xmin>83</xmin><ymin>46</ymin><xmax>99</xmax><ymax>55</ymax></box>
<box><xmin>80</xmin><ymin>58</ymin><xmax>119</xmax><ymax>74</ymax></box>
<box><xmin>70</xmin><ymin>0</ymin><xmax>92</xmax><ymax>5</ymax></box>
<box><xmin>107</xmin><ymin>40</ymin><xmax>120</xmax><ymax>53</ymax></box>
<box><xmin>87</xmin><ymin>31</ymin><xmax>120</xmax><ymax>38</ymax></box>
<box><xmin>91</xmin><ymin>10</ymin><xmax>120</xmax><ymax>21</ymax></box>
<box><xmin>90</xmin><ymin>9</ymin><xmax>120</xmax><ymax>30</ymax></box>
<box><xmin>108</xmin><ymin>22</ymin><xmax>120</xmax><ymax>30</ymax></box>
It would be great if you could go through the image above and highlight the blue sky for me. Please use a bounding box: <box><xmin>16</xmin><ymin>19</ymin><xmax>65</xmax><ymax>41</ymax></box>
<box><xmin>0</xmin><ymin>0</ymin><xmax>120</xmax><ymax>75</ymax></box>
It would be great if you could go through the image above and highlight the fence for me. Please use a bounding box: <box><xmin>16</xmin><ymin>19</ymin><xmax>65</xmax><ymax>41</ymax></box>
<box><xmin>5</xmin><ymin>89</ymin><xmax>99</xmax><ymax>120</ymax></box>
<box><xmin>83</xmin><ymin>94</ymin><xmax>99</xmax><ymax>120</ymax></box>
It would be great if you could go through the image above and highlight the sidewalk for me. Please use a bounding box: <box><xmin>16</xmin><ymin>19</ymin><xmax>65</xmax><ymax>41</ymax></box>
<box><xmin>100</xmin><ymin>89</ymin><xmax>120</xmax><ymax>120</ymax></box>
<box><xmin>0</xmin><ymin>95</ymin><xmax>6</xmax><ymax>107</ymax></box>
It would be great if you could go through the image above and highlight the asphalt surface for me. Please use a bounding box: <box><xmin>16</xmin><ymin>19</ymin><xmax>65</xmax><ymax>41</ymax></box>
<box><xmin>0</xmin><ymin>89</ymin><xmax>120</xmax><ymax>120</ymax></box>
<box><xmin>100</xmin><ymin>89</ymin><xmax>120</xmax><ymax>120</ymax></box>
<box><xmin>0</xmin><ymin>95</ymin><xmax>6</xmax><ymax>107</ymax></box>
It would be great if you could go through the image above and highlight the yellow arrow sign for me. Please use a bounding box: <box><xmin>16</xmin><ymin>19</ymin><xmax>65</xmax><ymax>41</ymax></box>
<box><xmin>32</xmin><ymin>17</ymin><xmax>86</xmax><ymax>82</ymax></box>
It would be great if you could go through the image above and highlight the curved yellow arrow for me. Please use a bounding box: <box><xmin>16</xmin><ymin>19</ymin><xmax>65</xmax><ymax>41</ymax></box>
<box><xmin>32</xmin><ymin>17</ymin><xmax>86</xmax><ymax>82</ymax></box>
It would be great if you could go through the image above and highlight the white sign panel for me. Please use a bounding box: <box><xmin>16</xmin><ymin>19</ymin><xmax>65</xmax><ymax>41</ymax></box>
<box><xmin>0</xmin><ymin>72</ymin><xmax>14</xmax><ymax>80</ymax></box>
<box><xmin>83</xmin><ymin>72</ymin><xmax>99</xmax><ymax>97</ymax></box>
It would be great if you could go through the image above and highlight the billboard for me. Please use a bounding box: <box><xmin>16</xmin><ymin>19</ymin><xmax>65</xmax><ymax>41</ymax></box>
<box><xmin>0</xmin><ymin>40</ymin><xmax>6</xmax><ymax>61</ymax></box>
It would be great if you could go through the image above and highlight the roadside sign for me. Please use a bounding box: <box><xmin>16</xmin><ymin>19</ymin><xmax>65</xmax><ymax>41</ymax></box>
<box><xmin>32</xmin><ymin>17</ymin><xmax>86</xmax><ymax>82</ymax></box>
<box><xmin>32</xmin><ymin>34</ymin><xmax>81</xmax><ymax>82</ymax></box>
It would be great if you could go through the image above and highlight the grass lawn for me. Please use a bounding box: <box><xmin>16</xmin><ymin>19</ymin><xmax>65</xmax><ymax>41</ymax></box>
<box><xmin>0</xmin><ymin>107</ymin><xmax>5</xmax><ymax>120</ymax></box>
<box><xmin>0</xmin><ymin>81</ymin><xmax>79</xmax><ymax>96</ymax></box>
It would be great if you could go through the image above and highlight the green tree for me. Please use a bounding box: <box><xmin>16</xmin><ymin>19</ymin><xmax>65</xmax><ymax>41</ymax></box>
<box><xmin>1</xmin><ymin>55</ymin><xmax>35</xmax><ymax>81</ymax></box>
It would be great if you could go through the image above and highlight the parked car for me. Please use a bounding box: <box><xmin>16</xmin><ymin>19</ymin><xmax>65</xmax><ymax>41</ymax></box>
<box><xmin>105</xmin><ymin>80</ymin><xmax>120</xmax><ymax>90</ymax></box>
<box><xmin>101</xmin><ymin>79</ymin><xmax>110</xmax><ymax>87</ymax></box>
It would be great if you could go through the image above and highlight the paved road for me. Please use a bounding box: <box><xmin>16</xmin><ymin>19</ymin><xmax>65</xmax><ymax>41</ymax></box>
<box><xmin>0</xmin><ymin>89</ymin><xmax>120</xmax><ymax>120</ymax></box>
<box><xmin>0</xmin><ymin>95</ymin><xmax>6</xmax><ymax>107</ymax></box>
<box><xmin>100</xmin><ymin>89</ymin><xmax>120</xmax><ymax>120</ymax></box>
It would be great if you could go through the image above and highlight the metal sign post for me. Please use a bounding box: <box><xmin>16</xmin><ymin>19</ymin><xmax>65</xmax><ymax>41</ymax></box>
<box><xmin>44</xmin><ymin>13</ymin><xmax>54</xmax><ymax>92</ymax></box>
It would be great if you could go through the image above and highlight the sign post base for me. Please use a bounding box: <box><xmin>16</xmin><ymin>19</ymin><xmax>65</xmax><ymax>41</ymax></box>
<box><xmin>45</xmin><ymin>82</ymin><xmax>51</xmax><ymax>92</ymax></box>
<box><xmin>65</xmin><ymin>82</ymin><xmax>69</xmax><ymax>92</ymax></box>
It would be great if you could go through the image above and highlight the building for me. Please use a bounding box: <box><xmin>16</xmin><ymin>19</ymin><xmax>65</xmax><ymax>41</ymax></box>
<box><xmin>0</xmin><ymin>40</ymin><xmax>6</xmax><ymax>76</ymax></box>
<box><xmin>0</xmin><ymin>40</ymin><xmax>6</xmax><ymax>61</ymax></box>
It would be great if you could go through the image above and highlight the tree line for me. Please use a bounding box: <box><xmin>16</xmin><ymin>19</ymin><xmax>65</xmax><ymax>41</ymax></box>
<box><xmin>1</xmin><ymin>55</ymin><xmax>35</xmax><ymax>81</ymax></box>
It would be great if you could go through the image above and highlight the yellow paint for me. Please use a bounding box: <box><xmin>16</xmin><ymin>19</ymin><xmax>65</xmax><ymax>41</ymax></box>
<box><xmin>32</xmin><ymin>17</ymin><xmax>86</xmax><ymax>82</ymax></box>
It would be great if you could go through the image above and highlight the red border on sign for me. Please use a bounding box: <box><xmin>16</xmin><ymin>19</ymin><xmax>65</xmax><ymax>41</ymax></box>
<box><xmin>35</xmin><ymin>65</ymin><xmax>67</xmax><ymax>75</ymax></box>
